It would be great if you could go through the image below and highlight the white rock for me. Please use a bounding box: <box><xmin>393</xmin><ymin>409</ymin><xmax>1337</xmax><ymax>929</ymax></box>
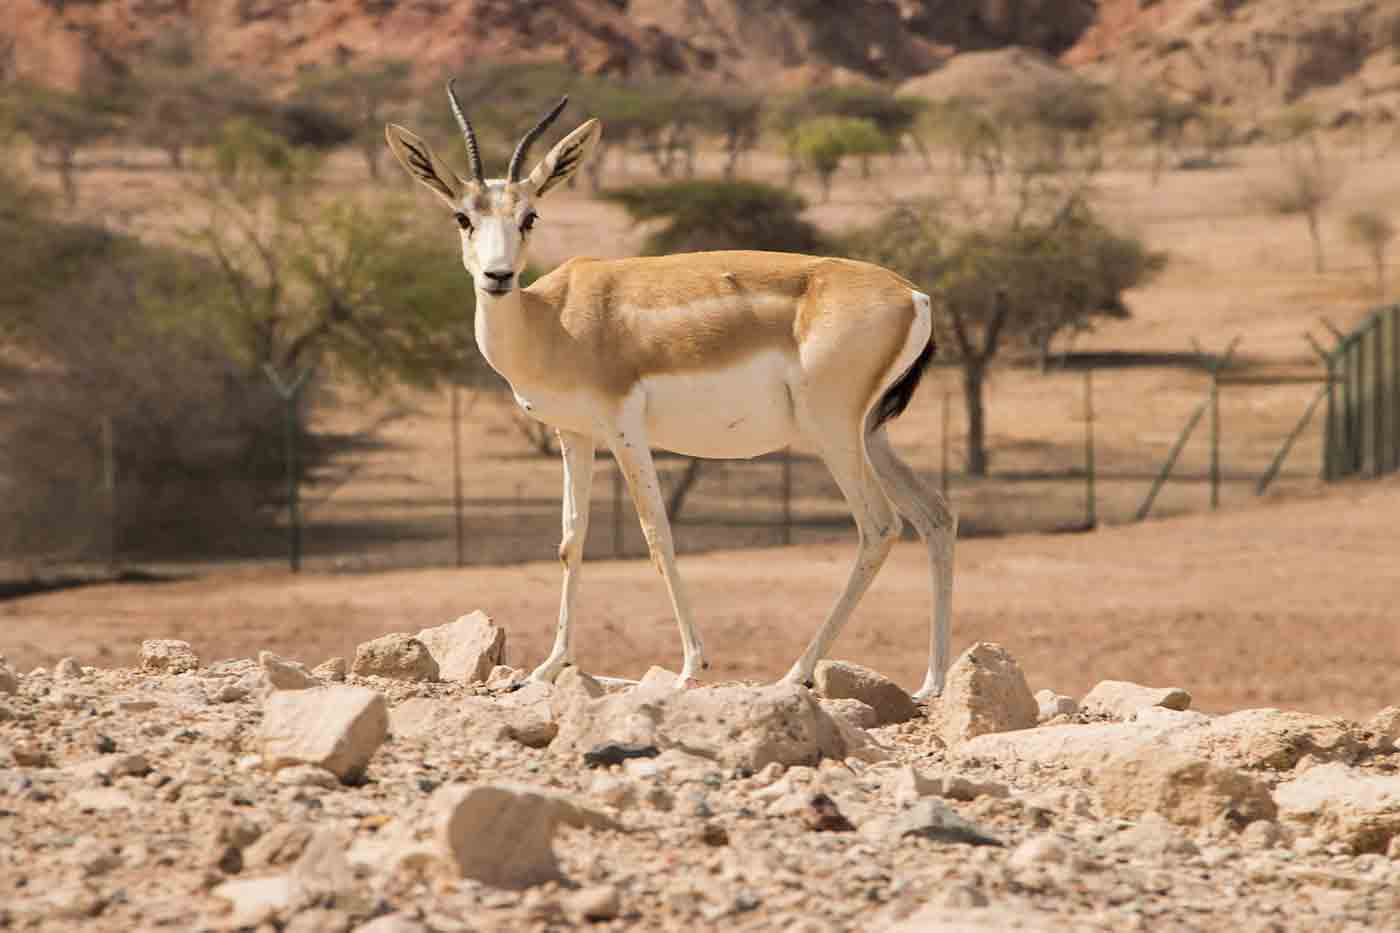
<box><xmin>66</xmin><ymin>753</ymin><xmax>150</xmax><ymax>781</ymax></box>
<box><xmin>1166</xmin><ymin>708</ymin><xmax>1367</xmax><ymax>771</ymax></box>
<box><xmin>260</xmin><ymin>651</ymin><xmax>318</xmax><ymax>690</ymax></box>
<box><xmin>637</xmin><ymin>665</ymin><xmax>682</xmax><ymax>693</ymax></box>
<box><xmin>881</xmin><ymin>905</ymin><xmax>1066</xmax><ymax>932</ymax></box>
<box><xmin>351</xmin><ymin>633</ymin><xmax>439</xmax><ymax>682</ymax></box>
<box><xmin>813</xmin><ymin>660</ymin><xmax>919</xmax><ymax>725</ymax></box>
<box><xmin>276</xmin><ymin>765</ymin><xmax>340</xmax><ymax>789</ymax></box>
<box><xmin>414</xmin><ymin>611</ymin><xmax>506</xmax><ymax>683</ymax></box>
<box><xmin>1006</xmin><ymin>834</ymin><xmax>1071</xmax><ymax>870</ymax></box>
<box><xmin>819</xmin><ymin>697</ymin><xmax>881</xmax><ymax>731</ymax></box>
<box><xmin>69</xmin><ymin>788</ymin><xmax>138</xmax><ymax>812</ymax></box>
<box><xmin>937</xmin><ymin>642</ymin><xmax>1037</xmax><ymax>746</ymax></box>
<box><xmin>564</xmin><ymin>884</ymin><xmax>621</xmax><ymax>922</ymax></box>
<box><xmin>1034</xmin><ymin>688</ymin><xmax>1077</xmax><ymax>723</ymax></box>
<box><xmin>1240</xmin><ymin>819</ymin><xmax>1284</xmax><ymax>851</ymax></box>
<box><xmin>590</xmin><ymin>773</ymin><xmax>637</xmax><ymax>809</ymax></box>
<box><xmin>431</xmin><ymin>783</ymin><xmax>617</xmax><ymax>888</ymax></box>
<box><xmin>889</xmin><ymin>765</ymin><xmax>1006</xmax><ymax>806</ymax></box>
<box><xmin>259</xmin><ymin>686</ymin><xmax>388</xmax><ymax>783</ymax></box>
<box><xmin>1080</xmin><ymin>680</ymin><xmax>1191</xmax><ymax>720</ymax></box>
<box><xmin>313</xmin><ymin>657</ymin><xmax>347</xmax><ymax>682</ymax></box>
<box><xmin>553</xmin><ymin>681</ymin><xmax>883</xmax><ymax>770</ymax></box>
<box><xmin>140</xmin><ymin>639</ymin><xmax>199</xmax><ymax>674</ymax></box>
<box><xmin>1367</xmin><ymin>706</ymin><xmax>1400</xmax><ymax>750</ymax></box>
<box><xmin>1274</xmin><ymin>762</ymin><xmax>1400</xmax><ymax>854</ymax></box>
<box><xmin>1094</xmin><ymin>748</ymin><xmax>1276</xmax><ymax>827</ymax></box>
<box><xmin>211</xmin><ymin>875</ymin><xmax>297</xmax><ymax>928</ymax></box>
<box><xmin>54</xmin><ymin>657</ymin><xmax>84</xmax><ymax>680</ymax></box>
<box><xmin>1110</xmin><ymin>812</ymin><xmax>1200</xmax><ymax>858</ymax></box>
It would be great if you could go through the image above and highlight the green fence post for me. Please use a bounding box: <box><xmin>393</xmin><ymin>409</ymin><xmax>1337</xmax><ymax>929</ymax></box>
<box><xmin>1084</xmin><ymin>368</ymin><xmax>1096</xmax><ymax>528</ymax></box>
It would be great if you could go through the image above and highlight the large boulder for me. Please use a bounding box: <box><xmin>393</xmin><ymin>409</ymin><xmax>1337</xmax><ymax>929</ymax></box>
<box><xmin>937</xmin><ymin>642</ymin><xmax>1038</xmax><ymax>746</ymax></box>
<box><xmin>1274</xmin><ymin>763</ymin><xmax>1400</xmax><ymax>854</ymax></box>
<box><xmin>1094</xmin><ymin>749</ymin><xmax>1276</xmax><ymax>828</ymax></box>
<box><xmin>553</xmin><ymin>682</ymin><xmax>883</xmax><ymax>770</ymax></box>
<box><xmin>259</xmin><ymin>686</ymin><xmax>389</xmax><ymax>783</ymax></box>
<box><xmin>414</xmin><ymin>612</ymin><xmax>506</xmax><ymax>683</ymax></box>
<box><xmin>1164</xmin><ymin>709</ymin><xmax>1368</xmax><ymax>772</ymax></box>
<box><xmin>813</xmin><ymin>660</ymin><xmax>919</xmax><ymax>726</ymax></box>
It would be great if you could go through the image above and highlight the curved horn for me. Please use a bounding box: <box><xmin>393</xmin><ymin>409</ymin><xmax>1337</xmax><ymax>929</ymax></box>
<box><xmin>445</xmin><ymin>79</ymin><xmax>485</xmax><ymax>184</ymax></box>
<box><xmin>508</xmin><ymin>96</ymin><xmax>568</xmax><ymax>183</ymax></box>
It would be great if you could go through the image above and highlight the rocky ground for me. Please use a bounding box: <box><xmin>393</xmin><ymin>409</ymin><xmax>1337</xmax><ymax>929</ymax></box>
<box><xmin>2</xmin><ymin>615</ymin><xmax>1399</xmax><ymax>933</ymax></box>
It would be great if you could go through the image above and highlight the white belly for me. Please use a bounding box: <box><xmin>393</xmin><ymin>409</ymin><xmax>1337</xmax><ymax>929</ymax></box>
<box><xmin>640</xmin><ymin>350</ymin><xmax>798</xmax><ymax>458</ymax></box>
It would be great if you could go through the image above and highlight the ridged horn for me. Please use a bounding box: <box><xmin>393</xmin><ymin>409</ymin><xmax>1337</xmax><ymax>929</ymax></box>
<box><xmin>445</xmin><ymin>78</ymin><xmax>485</xmax><ymax>184</ymax></box>
<box><xmin>508</xmin><ymin>96</ymin><xmax>568</xmax><ymax>183</ymax></box>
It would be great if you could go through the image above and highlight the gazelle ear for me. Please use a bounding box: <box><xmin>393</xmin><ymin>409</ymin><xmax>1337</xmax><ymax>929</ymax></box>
<box><xmin>527</xmin><ymin>119</ymin><xmax>602</xmax><ymax>198</ymax></box>
<box><xmin>385</xmin><ymin>124</ymin><xmax>463</xmax><ymax>208</ymax></box>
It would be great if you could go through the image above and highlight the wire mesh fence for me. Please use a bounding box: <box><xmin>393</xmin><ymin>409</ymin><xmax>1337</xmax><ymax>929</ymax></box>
<box><xmin>2</xmin><ymin>334</ymin><xmax>1371</xmax><ymax>580</ymax></box>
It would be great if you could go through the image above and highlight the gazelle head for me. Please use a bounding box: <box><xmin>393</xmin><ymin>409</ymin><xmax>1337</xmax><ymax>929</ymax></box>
<box><xmin>385</xmin><ymin>82</ymin><xmax>601</xmax><ymax>297</ymax></box>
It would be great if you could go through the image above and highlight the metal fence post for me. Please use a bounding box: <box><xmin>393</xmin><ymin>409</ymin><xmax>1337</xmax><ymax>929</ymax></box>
<box><xmin>1083</xmin><ymin>369</ymin><xmax>1096</xmax><ymax>528</ymax></box>
<box><xmin>264</xmin><ymin>365</ymin><xmax>314</xmax><ymax>573</ymax></box>
<box><xmin>101</xmin><ymin>415</ymin><xmax>116</xmax><ymax>569</ymax></box>
<box><xmin>612</xmin><ymin>458</ymin><xmax>624</xmax><ymax>558</ymax></box>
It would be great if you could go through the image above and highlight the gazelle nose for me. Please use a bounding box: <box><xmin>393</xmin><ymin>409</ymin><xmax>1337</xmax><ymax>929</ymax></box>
<box><xmin>483</xmin><ymin>269</ymin><xmax>514</xmax><ymax>289</ymax></box>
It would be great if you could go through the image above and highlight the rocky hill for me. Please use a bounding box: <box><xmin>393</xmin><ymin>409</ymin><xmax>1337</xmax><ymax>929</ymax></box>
<box><xmin>1</xmin><ymin>0</ymin><xmax>1094</xmax><ymax>93</ymax></box>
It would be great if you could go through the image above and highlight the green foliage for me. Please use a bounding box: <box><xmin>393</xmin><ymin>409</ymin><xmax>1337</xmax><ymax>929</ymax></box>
<box><xmin>771</xmin><ymin>85</ymin><xmax>923</xmax><ymax>140</ymax></box>
<box><xmin>848</xmin><ymin>196</ymin><xmax>1163</xmax><ymax>473</ymax></box>
<box><xmin>0</xmin><ymin>168</ymin><xmax>296</xmax><ymax>556</ymax></box>
<box><xmin>1346</xmin><ymin>208</ymin><xmax>1396</xmax><ymax>297</ymax></box>
<box><xmin>790</xmin><ymin>116</ymin><xmax>889</xmax><ymax>198</ymax></box>
<box><xmin>602</xmin><ymin>180</ymin><xmax>827</xmax><ymax>255</ymax></box>
<box><xmin>188</xmin><ymin>131</ymin><xmax>479</xmax><ymax>389</ymax></box>
<box><xmin>295</xmin><ymin>58</ymin><xmax>412</xmax><ymax>178</ymax></box>
<box><xmin>5</xmin><ymin>82</ymin><xmax>123</xmax><ymax>203</ymax></box>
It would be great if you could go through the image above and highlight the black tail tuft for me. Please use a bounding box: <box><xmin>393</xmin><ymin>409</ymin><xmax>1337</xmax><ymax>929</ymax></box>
<box><xmin>870</xmin><ymin>340</ymin><xmax>934</xmax><ymax>432</ymax></box>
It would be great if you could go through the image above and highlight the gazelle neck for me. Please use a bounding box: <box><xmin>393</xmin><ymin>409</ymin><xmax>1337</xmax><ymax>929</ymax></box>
<box><xmin>473</xmin><ymin>282</ymin><xmax>532</xmax><ymax>380</ymax></box>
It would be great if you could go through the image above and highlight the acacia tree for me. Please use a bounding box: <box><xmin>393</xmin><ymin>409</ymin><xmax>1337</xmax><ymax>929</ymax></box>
<box><xmin>790</xmin><ymin>116</ymin><xmax>889</xmax><ymax>200</ymax></box>
<box><xmin>186</xmin><ymin>119</ymin><xmax>480</xmax><ymax>386</ymax></box>
<box><xmin>848</xmin><ymin>196</ymin><xmax>1163</xmax><ymax>475</ymax></box>
<box><xmin>296</xmin><ymin>58</ymin><xmax>412</xmax><ymax>179</ymax></box>
<box><xmin>8</xmin><ymin>83</ymin><xmax>120</xmax><ymax>205</ymax></box>
<box><xmin>1346</xmin><ymin>209</ymin><xmax>1396</xmax><ymax>299</ymax></box>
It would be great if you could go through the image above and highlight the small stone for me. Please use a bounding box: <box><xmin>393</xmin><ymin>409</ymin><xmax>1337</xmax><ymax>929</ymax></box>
<box><xmin>312</xmin><ymin>657</ymin><xmax>347</xmax><ymax>682</ymax></box>
<box><xmin>1034</xmin><ymin>688</ymin><xmax>1078</xmax><ymax>722</ymax></box>
<box><xmin>276</xmin><ymin>765</ymin><xmax>340</xmax><ymax>789</ymax></box>
<box><xmin>938</xmin><ymin>642</ymin><xmax>1037</xmax><ymax>746</ymax></box>
<box><xmin>644</xmin><ymin>785</ymin><xmax>675</xmax><ymax>812</ymax></box>
<box><xmin>698</xmin><ymin>822</ymin><xmax>730</xmax><ymax>846</ymax></box>
<box><xmin>354</xmin><ymin>915</ymin><xmax>428</xmax><ymax>933</ymax></box>
<box><xmin>819</xmin><ymin>697</ymin><xmax>880</xmax><ymax>731</ymax></box>
<box><xmin>486</xmin><ymin>665</ymin><xmax>527</xmax><ymax>691</ymax></box>
<box><xmin>1241</xmin><ymin>819</ymin><xmax>1284</xmax><ymax>851</ymax></box>
<box><xmin>211</xmin><ymin>682</ymin><xmax>251</xmax><ymax>704</ymax></box>
<box><xmin>54</xmin><ymin>657</ymin><xmax>84</xmax><ymax>680</ymax></box>
<box><xmin>589</xmin><ymin>774</ymin><xmax>637</xmax><ymax>809</ymax></box>
<box><xmin>12</xmin><ymin>742</ymin><xmax>51</xmax><ymax>767</ymax></box>
<box><xmin>94</xmin><ymin>734</ymin><xmax>117</xmax><ymax>755</ymax></box>
<box><xmin>140</xmin><ymin>639</ymin><xmax>199</xmax><ymax>674</ymax></box>
<box><xmin>259</xmin><ymin>651</ymin><xmax>318</xmax><ymax>691</ymax></box>
<box><xmin>637</xmin><ymin>665</ymin><xmax>682</xmax><ymax>693</ymax></box>
<box><xmin>432</xmin><ymin>784</ymin><xmax>616</xmax><ymax>888</ymax></box>
<box><xmin>1007</xmin><ymin>834</ymin><xmax>1070</xmax><ymax>870</ymax></box>
<box><xmin>414</xmin><ymin>611</ymin><xmax>506</xmax><ymax>683</ymax></box>
<box><xmin>802</xmin><ymin>793</ymin><xmax>855</xmax><ymax>832</ymax></box>
<box><xmin>813</xmin><ymin>660</ymin><xmax>919</xmax><ymax>725</ymax></box>
<box><xmin>1080</xmin><ymin>680</ymin><xmax>1192</xmax><ymax>720</ymax></box>
<box><xmin>892</xmin><ymin>800</ymin><xmax>1003</xmax><ymax>847</ymax></box>
<box><xmin>583</xmin><ymin>742</ymin><xmax>660</xmax><ymax>768</ymax></box>
<box><xmin>352</xmin><ymin>633</ymin><xmax>439</xmax><ymax>682</ymax></box>
<box><xmin>1111</xmin><ymin>812</ymin><xmax>1200</xmax><ymax>858</ymax></box>
<box><xmin>1368</xmin><ymin>706</ymin><xmax>1400</xmax><ymax>750</ymax></box>
<box><xmin>564</xmin><ymin>884</ymin><xmax>620</xmax><ymax>922</ymax></box>
<box><xmin>259</xmin><ymin>686</ymin><xmax>389</xmax><ymax>783</ymax></box>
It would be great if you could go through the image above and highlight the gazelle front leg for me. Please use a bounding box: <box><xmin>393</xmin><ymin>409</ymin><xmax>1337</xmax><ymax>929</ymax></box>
<box><xmin>529</xmin><ymin>429</ymin><xmax>595</xmax><ymax>684</ymax></box>
<box><xmin>607</xmin><ymin>417</ymin><xmax>707</xmax><ymax>686</ymax></box>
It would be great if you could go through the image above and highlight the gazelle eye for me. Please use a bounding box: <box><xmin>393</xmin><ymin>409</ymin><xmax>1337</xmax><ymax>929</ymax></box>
<box><xmin>454</xmin><ymin>211</ymin><xmax>473</xmax><ymax>233</ymax></box>
<box><xmin>521</xmin><ymin>211</ymin><xmax>538</xmax><ymax>233</ymax></box>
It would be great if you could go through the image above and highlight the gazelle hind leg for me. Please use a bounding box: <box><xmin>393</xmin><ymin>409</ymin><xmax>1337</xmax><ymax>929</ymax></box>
<box><xmin>866</xmin><ymin>427</ymin><xmax>956</xmax><ymax>699</ymax></box>
<box><xmin>606</xmin><ymin>419</ymin><xmax>707</xmax><ymax>685</ymax></box>
<box><xmin>781</xmin><ymin>428</ymin><xmax>901</xmax><ymax>687</ymax></box>
<box><xmin>529</xmin><ymin>430</ymin><xmax>595</xmax><ymax>684</ymax></box>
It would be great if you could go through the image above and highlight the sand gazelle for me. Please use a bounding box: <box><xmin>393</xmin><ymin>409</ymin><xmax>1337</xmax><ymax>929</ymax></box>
<box><xmin>384</xmin><ymin>84</ymin><xmax>958</xmax><ymax>698</ymax></box>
